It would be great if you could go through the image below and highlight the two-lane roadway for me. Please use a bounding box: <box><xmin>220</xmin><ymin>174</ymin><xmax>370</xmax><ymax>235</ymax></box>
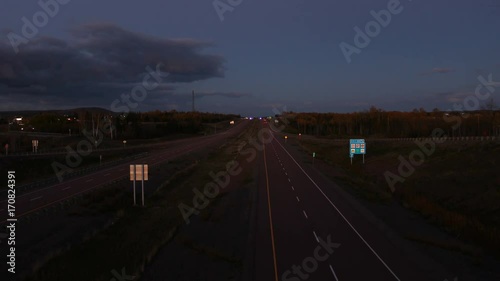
<box><xmin>252</xmin><ymin>122</ymin><xmax>447</xmax><ymax>281</ymax></box>
<box><xmin>0</xmin><ymin>120</ymin><xmax>250</xmax><ymax>224</ymax></box>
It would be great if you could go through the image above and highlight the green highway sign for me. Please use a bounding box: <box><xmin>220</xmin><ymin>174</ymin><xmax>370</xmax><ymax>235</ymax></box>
<box><xmin>349</xmin><ymin>139</ymin><xmax>366</xmax><ymax>158</ymax></box>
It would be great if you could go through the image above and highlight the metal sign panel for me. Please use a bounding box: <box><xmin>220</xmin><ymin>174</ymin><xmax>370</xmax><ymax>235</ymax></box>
<box><xmin>135</xmin><ymin>165</ymin><xmax>143</xmax><ymax>181</ymax></box>
<box><xmin>130</xmin><ymin>165</ymin><xmax>135</xmax><ymax>181</ymax></box>
<box><xmin>143</xmin><ymin>165</ymin><xmax>148</xmax><ymax>181</ymax></box>
<box><xmin>130</xmin><ymin>164</ymin><xmax>149</xmax><ymax>181</ymax></box>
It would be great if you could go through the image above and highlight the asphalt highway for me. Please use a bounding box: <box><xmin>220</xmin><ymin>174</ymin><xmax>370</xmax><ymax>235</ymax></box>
<box><xmin>252</xmin><ymin>123</ymin><xmax>442</xmax><ymax>281</ymax></box>
<box><xmin>0</xmin><ymin>120</ymin><xmax>249</xmax><ymax>224</ymax></box>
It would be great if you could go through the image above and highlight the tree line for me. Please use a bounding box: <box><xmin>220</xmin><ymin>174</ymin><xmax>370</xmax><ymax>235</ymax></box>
<box><xmin>15</xmin><ymin>109</ymin><xmax>239</xmax><ymax>139</ymax></box>
<box><xmin>284</xmin><ymin>106</ymin><xmax>500</xmax><ymax>138</ymax></box>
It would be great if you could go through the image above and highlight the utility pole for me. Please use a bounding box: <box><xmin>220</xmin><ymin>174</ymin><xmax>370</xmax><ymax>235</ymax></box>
<box><xmin>192</xmin><ymin>90</ymin><xmax>195</xmax><ymax>112</ymax></box>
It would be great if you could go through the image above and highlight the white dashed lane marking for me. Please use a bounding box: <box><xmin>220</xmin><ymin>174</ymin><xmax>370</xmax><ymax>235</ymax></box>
<box><xmin>313</xmin><ymin>231</ymin><xmax>319</xmax><ymax>243</ymax></box>
<box><xmin>330</xmin><ymin>265</ymin><xmax>339</xmax><ymax>281</ymax></box>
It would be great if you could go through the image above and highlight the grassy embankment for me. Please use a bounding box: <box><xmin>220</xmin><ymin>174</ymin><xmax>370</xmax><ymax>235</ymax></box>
<box><xmin>297</xmin><ymin>136</ymin><xmax>500</xmax><ymax>259</ymax></box>
<box><xmin>24</xmin><ymin>122</ymin><xmax>258</xmax><ymax>281</ymax></box>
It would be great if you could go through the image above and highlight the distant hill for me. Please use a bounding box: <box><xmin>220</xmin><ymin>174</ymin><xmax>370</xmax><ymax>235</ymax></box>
<box><xmin>0</xmin><ymin>107</ymin><xmax>115</xmax><ymax>118</ymax></box>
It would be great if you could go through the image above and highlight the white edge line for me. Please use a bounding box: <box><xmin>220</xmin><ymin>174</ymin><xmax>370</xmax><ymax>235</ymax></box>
<box><xmin>85</xmin><ymin>179</ymin><xmax>93</xmax><ymax>182</ymax></box>
<box><xmin>273</xmin><ymin>136</ymin><xmax>401</xmax><ymax>281</ymax></box>
<box><xmin>329</xmin><ymin>264</ymin><xmax>339</xmax><ymax>281</ymax></box>
<box><xmin>30</xmin><ymin>196</ymin><xmax>42</xmax><ymax>201</ymax></box>
<box><xmin>62</xmin><ymin>186</ymin><xmax>72</xmax><ymax>191</ymax></box>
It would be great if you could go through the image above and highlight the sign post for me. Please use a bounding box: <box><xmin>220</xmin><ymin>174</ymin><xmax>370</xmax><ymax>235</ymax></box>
<box><xmin>130</xmin><ymin>165</ymin><xmax>136</xmax><ymax>206</ymax></box>
<box><xmin>32</xmin><ymin>140</ymin><xmax>39</xmax><ymax>153</ymax></box>
<box><xmin>130</xmin><ymin>164</ymin><xmax>149</xmax><ymax>207</ymax></box>
<box><xmin>349</xmin><ymin>139</ymin><xmax>366</xmax><ymax>165</ymax></box>
<box><xmin>312</xmin><ymin>152</ymin><xmax>316</xmax><ymax>164</ymax></box>
<box><xmin>141</xmin><ymin>165</ymin><xmax>145</xmax><ymax>206</ymax></box>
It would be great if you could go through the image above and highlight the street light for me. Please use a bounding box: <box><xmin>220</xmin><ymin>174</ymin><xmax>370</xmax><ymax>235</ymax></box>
<box><xmin>123</xmin><ymin>140</ymin><xmax>127</xmax><ymax>148</ymax></box>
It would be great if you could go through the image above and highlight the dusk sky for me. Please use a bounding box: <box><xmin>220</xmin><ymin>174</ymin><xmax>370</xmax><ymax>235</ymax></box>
<box><xmin>1</xmin><ymin>0</ymin><xmax>499</xmax><ymax>116</ymax></box>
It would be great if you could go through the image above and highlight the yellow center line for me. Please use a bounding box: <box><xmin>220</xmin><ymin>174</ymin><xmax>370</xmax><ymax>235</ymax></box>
<box><xmin>263</xmin><ymin>143</ymin><xmax>279</xmax><ymax>281</ymax></box>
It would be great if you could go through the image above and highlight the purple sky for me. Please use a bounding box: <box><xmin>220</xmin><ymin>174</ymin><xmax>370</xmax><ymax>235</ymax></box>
<box><xmin>1</xmin><ymin>0</ymin><xmax>499</xmax><ymax>116</ymax></box>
